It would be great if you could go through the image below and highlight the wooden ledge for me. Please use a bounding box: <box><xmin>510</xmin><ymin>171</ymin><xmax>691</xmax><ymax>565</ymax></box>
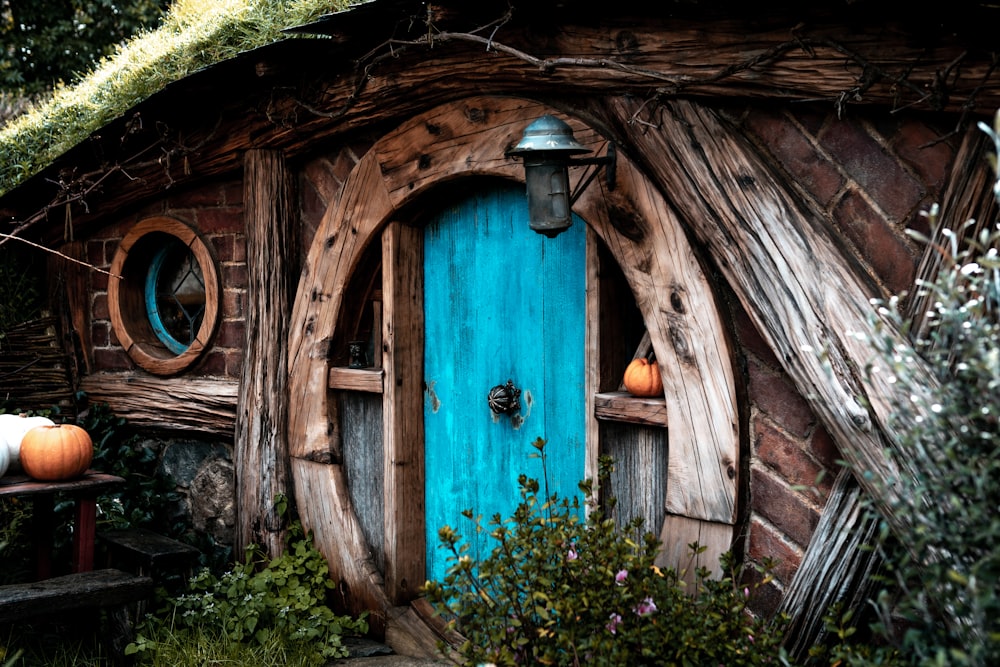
<box><xmin>328</xmin><ymin>367</ymin><xmax>384</xmax><ymax>393</ymax></box>
<box><xmin>594</xmin><ymin>391</ymin><xmax>668</xmax><ymax>427</ymax></box>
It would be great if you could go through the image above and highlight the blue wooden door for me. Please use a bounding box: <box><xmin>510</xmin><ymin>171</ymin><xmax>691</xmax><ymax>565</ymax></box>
<box><xmin>423</xmin><ymin>182</ymin><xmax>586</xmax><ymax>583</ymax></box>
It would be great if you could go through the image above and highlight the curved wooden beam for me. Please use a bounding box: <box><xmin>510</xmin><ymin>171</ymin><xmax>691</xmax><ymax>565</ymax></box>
<box><xmin>589</xmin><ymin>97</ymin><xmax>930</xmax><ymax>536</ymax></box>
<box><xmin>287</xmin><ymin>96</ymin><xmax>740</xmax><ymax>636</ymax></box>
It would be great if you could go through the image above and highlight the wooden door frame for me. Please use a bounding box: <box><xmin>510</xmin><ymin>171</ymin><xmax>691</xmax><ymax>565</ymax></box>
<box><xmin>287</xmin><ymin>96</ymin><xmax>740</xmax><ymax>643</ymax></box>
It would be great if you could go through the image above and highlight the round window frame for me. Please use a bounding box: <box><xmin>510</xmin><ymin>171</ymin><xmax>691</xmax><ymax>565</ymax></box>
<box><xmin>109</xmin><ymin>217</ymin><xmax>221</xmax><ymax>376</ymax></box>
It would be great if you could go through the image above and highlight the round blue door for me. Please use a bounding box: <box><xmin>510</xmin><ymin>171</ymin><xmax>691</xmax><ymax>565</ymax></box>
<box><xmin>423</xmin><ymin>182</ymin><xmax>587</xmax><ymax>583</ymax></box>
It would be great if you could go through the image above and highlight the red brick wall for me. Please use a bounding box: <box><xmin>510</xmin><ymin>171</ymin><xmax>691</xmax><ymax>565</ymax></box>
<box><xmin>728</xmin><ymin>106</ymin><xmax>957</xmax><ymax>612</ymax></box>
<box><xmin>85</xmin><ymin>178</ymin><xmax>246</xmax><ymax>378</ymax></box>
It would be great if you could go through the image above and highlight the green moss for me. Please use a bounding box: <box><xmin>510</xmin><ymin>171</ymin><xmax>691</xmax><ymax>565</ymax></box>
<box><xmin>0</xmin><ymin>0</ymin><xmax>351</xmax><ymax>198</ymax></box>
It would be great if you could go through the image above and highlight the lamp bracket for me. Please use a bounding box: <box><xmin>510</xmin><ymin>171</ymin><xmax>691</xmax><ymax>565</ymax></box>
<box><xmin>568</xmin><ymin>143</ymin><xmax>617</xmax><ymax>206</ymax></box>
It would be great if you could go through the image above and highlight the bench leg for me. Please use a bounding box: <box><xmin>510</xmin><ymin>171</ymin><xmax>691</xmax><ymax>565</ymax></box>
<box><xmin>106</xmin><ymin>604</ymin><xmax>137</xmax><ymax>667</ymax></box>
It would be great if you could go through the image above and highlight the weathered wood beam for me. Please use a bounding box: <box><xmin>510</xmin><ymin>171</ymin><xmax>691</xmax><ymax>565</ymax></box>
<box><xmin>9</xmin><ymin>14</ymin><xmax>997</xmax><ymax>240</ymax></box>
<box><xmin>235</xmin><ymin>149</ymin><xmax>295</xmax><ymax>558</ymax></box>
<box><xmin>590</xmin><ymin>97</ymin><xmax>928</xmax><ymax>534</ymax></box>
<box><xmin>78</xmin><ymin>374</ymin><xmax>237</xmax><ymax>436</ymax></box>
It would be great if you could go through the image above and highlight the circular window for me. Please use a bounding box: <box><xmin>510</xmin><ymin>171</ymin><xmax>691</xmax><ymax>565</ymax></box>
<box><xmin>109</xmin><ymin>217</ymin><xmax>220</xmax><ymax>375</ymax></box>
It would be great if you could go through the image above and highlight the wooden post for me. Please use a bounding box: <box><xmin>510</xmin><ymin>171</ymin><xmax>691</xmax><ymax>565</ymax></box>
<box><xmin>235</xmin><ymin>149</ymin><xmax>296</xmax><ymax>558</ymax></box>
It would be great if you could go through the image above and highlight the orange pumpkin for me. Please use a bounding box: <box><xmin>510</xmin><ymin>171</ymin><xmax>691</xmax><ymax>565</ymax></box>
<box><xmin>623</xmin><ymin>357</ymin><xmax>663</xmax><ymax>397</ymax></box>
<box><xmin>19</xmin><ymin>424</ymin><xmax>93</xmax><ymax>481</ymax></box>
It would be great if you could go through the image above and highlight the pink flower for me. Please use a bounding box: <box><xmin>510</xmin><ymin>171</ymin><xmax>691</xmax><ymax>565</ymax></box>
<box><xmin>614</xmin><ymin>569</ymin><xmax>628</xmax><ymax>585</ymax></box>
<box><xmin>606</xmin><ymin>613</ymin><xmax>623</xmax><ymax>634</ymax></box>
<box><xmin>567</xmin><ymin>547</ymin><xmax>578</xmax><ymax>561</ymax></box>
<box><xmin>634</xmin><ymin>597</ymin><xmax>657</xmax><ymax>616</ymax></box>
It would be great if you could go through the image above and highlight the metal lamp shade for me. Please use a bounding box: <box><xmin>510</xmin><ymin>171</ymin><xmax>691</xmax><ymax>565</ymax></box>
<box><xmin>508</xmin><ymin>115</ymin><xmax>591</xmax><ymax>238</ymax></box>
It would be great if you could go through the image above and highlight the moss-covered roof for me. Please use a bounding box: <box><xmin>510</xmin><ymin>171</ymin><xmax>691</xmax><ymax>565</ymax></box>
<box><xmin>1</xmin><ymin>0</ymin><xmax>998</xmax><ymax>212</ymax></box>
<box><xmin>0</xmin><ymin>0</ymin><xmax>352</xmax><ymax>199</ymax></box>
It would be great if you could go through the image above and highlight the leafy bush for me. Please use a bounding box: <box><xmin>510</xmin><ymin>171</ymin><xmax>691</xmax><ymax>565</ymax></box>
<box><xmin>423</xmin><ymin>437</ymin><xmax>786</xmax><ymax>667</ymax></box>
<box><xmin>852</xmin><ymin>113</ymin><xmax>1000</xmax><ymax>665</ymax></box>
<box><xmin>129</xmin><ymin>518</ymin><xmax>368</xmax><ymax>666</ymax></box>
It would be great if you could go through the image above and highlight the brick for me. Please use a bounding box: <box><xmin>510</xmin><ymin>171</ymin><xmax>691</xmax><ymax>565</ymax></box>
<box><xmin>223</xmin><ymin>288</ymin><xmax>245</xmax><ymax>319</ymax></box>
<box><xmin>195</xmin><ymin>207</ymin><xmax>242</xmax><ymax>234</ymax></box>
<box><xmin>195</xmin><ymin>350</ymin><xmax>228</xmax><ymax>377</ymax></box>
<box><xmin>166</xmin><ymin>185</ymin><xmax>226</xmax><ymax>209</ymax></box>
<box><xmin>86</xmin><ymin>239</ymin><xmax>108</xmax><ymax>268</ymax></box>
<box><xmin>750</xmin><ymin>465</ymin><xmax>820</xmax><ymax>549</ymax></box>
<box><xmin>221</xmin><ymin>181</ymin><xmax>243</xmax><ymax>207</ymax></box>
<box><xmin>747</xmin><ymin>357</ymin><xmax>816</xmax><ymax>437</ymax></box>
<box><xmin>745</xmin><ymin>109</ymin><xmax>844</xmax><ymax>205</ymax></box>
<box><xmin>210</xmin><ymin>234</ymin><xmax>235</xmax><ymax>263</ymax></box>
<box><xmin>741</xmin><ymin>566</ymin><xmax>783</xmax><ymax>619</ymax></box>
<box><xmin>226</xmin><ymin>350</ymin><xmax>244</xmax><ymax>377</ymax></box>
<box><xmin>302</xmin><ymin>156</ymin><xmax>342</xmax><ymax>206</ymax></box>
<box><xmin>90</xmin><ymin>321</ymin><xmax>111</xmax><ymax>348</ymax></box>
<box><xmin>92</xmin><ymin>293</ymin><xmax>109</xmax><ymax>321</ymax></box>
<box><xmin>887</xmin><ymin>118</ymin><xmax>954</xmax><ymax>192</ymax></box>
<box><xmin>91</xmin><ymin>271</ymin><xmax>109</xmax><ymax>292</ymax></box>
<box><xmin>819</xmin><ymin>119</ymin><xmax>924</xmax><ymax>221</ymax></box>
<box><xmin>222</xmin><ymin>262</ymin><xmax>248</xmax><ymax>286</ymax></box>
<box><xmin>92</xmin><ymin>348</ymin><xmax>133</xmax><ymax>372</ymax></box>
<box><xmin>747</xmin><ymin>515</ymin><xmax>803</xmax><ymax>586</ymax></box>
<box><xmin>299</xmin><ymin>177</ymin><xmax>329</xmax><ymax>237</ymax></box>
<box><xmin>833</xmin><ymin>189</ymin><xmax>916</xmax><ymax>294</ymax></box>
<box><xmin>732</xmin><ymin>303</ymin><xmax>779</xmax><ymax>367</ymax></box>
<box><xmin>810</xmin><ymin>426</ymin><xmax>841</xmax><ymax>471</ymax></box>
<box><xmin>214</xmin><ymin>320</ymin><xmax>246</xmax><ymax>349</ymax></box>
<box><xmin>754</xmin><ymin>419</ymin><xmax>830</xmax><ymax>502</ymax></box>
<box><xmin>788</xmin><ymin>106</ymin><xmax>828</xmax><ymax>138</ymax></box>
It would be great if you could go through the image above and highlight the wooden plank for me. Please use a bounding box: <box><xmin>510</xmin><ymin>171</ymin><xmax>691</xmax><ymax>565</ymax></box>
<box><xmin>594</xmin><ymin>391</ymin><xmax>668</xmax><ymax>427</ymax></box>
<box><xmin>585</xmin><ymin>227</ymin><xmax>601</xmax><ymax>489</ymax></box>
<box><xmin>234</xmin><ymin>149</ymin><xmax>294</xmax><ymax>559</ymax></box>
<box><xmin>341</xmin><ymin>392</ymin><xmax>385</xmax><ymax>574</ymax></box>
<box><xmin>328</xmin><ymin>366</ymin><xmax>384</xmax><ymax>392</ymax></box>
<box><xmin>290</xmin><ymin>457</ymin><xmax>390</xmax><ymax>635</ymax></box>
<box><xmin>658</xmin><ymin>515</ymin><xmax>733</xmax><ymax>584</ymax></box>
<box><xmin>600</xmin><ymin>420</ymin><xmax>667</xmax><ymax>535</ymax></box>
<box><xmin>0</xmin><ymin>569</ymin><xmax>152</xmax><ymax>622</ymax></box>
<box><xmin>777</xmin><ymin>470</ymin><xmax>881</xmax><ymax>658</ymax></box>
<box><xmin>905</xmin><ymin>127</ymin><xmax>998</xmax><ymax>336</ymax></box>
<box><xmin>575</xmin><ymin>154</ymin><xmax>740</xmax><ymax>528</ymax></box>
<box><xmin>288</xmin><ymin>150</ymin><xmax>394</xmax><ymax>461</ymax></box>
<box><xmin>382</xmin><ymin>221</ymin><xmax>425</xmax><ymax>605</ymax></box>
<box><xmin>79</xmin><ymin>374</ymin><xmax>237</xmax><ymax>436</ymax></box>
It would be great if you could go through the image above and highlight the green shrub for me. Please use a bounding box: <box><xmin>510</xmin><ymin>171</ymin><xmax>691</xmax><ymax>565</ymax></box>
<box><xmin>423</xmin><ymin>437</ymin><xmax>786</xmax><ymax>667</ymax></box>
<box><xmin>851</xmin><ymin>112</ymin><xmax>1000</xmax><ymax>665</ymax></box>
<box><xmin>129</xmin><ymin>518</ymin><xmax>368</xmax><ymax>666</ymax></box>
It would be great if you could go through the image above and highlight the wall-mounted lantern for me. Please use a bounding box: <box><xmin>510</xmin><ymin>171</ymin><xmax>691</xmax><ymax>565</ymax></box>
<box><xmin>506</xmin><ymin>114</ymin><xmax>617</xmax><ymax>238</ymax></box>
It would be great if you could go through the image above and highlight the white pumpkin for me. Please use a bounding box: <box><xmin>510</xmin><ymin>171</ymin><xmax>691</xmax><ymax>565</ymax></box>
<box><xmin>0</xmin><ymin>441</ymin><xmax>8</xmax><ymax>477</ymax></box>
<box><xmin>0</xmin><ymin>414</ymin><xmax>56</xmax><ymax>472</ymax></box>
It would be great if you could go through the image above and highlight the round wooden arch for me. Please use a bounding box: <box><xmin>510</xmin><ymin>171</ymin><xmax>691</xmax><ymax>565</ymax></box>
<box><xmin>286</xmin><ymin>96</ymin><xmax>739</xmax><ymax>644</ymax></box>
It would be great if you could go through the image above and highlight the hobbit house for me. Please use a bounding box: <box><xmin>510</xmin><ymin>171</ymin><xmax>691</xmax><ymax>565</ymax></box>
<box><xmin>1</xmin><ymin>0</ymin><xmax>997</xmax><ymax>656</ymax></box>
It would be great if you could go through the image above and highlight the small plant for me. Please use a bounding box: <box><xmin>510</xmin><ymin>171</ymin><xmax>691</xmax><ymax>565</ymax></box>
<box><xmin>847</xmin><ymin>112</ymin><xmax>1000</xmax><ymax>666</ymax></box>
<box><xmin>423</xmin><ymin>437</ymin><xmax>785</xmax><ymax>666</ymax></box>
<box><xmin>129</xmin><ymin>517</ymin><xmax>368</xmax><ymax>666</ymax></box>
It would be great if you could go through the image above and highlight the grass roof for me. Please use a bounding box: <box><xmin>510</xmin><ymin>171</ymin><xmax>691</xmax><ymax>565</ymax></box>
<box><xmin>0</xmin><ymin>0</ymin><xmax>352</xmax><ymax>199</ymax></box>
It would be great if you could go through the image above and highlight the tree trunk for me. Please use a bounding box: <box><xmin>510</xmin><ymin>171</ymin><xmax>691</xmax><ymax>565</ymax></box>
<box><xmin>235</xmin><ymin>149</ymin><xmax>296</xmax><ymax>558</ymax></box>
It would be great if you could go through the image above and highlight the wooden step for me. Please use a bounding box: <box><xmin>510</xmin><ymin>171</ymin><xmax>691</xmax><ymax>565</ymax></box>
<box><xmin>100</xmin><ymin>528</ymin><xmax>199</xmax><ymax>573</ymax></box>
<box><xmin>0</xmin><ymin>569</ymin><xmax>152</xmax><ymax>623</ymax></box>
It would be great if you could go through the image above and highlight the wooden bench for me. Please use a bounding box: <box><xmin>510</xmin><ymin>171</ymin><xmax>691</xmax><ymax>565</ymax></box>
<box><xmin>100</xmin><ymin>528</ymin><xmax>200</xmax><ymax>582</ymax></box>
<box><xmin>0</xmin><ymin>568</ymin><xmax>153</xmax><ymax>665</ymax></box>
